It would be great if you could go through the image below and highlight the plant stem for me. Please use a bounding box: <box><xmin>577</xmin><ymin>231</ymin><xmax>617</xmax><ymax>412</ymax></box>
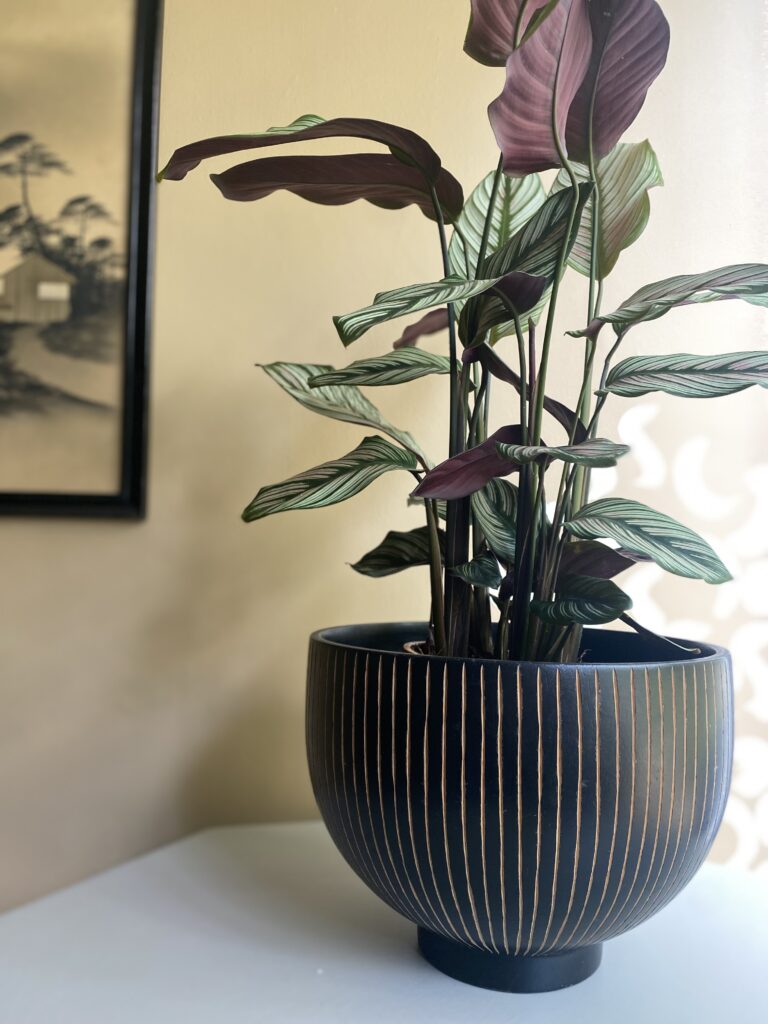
<box><xmin>477</xmin><ymin>155</ymin><xmax>505</xmax><ymax>273</ymax></box>
<box><xmin>425</xmin><ymin>498</ymin><xmax>447</xmax><ymax>654</ymax></box>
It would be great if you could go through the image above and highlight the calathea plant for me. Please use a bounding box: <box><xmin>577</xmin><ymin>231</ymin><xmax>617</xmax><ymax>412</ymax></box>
<box><xmin>160</xmin><ymin>0</ymin><xmax>768</xmax><ymax>664</ymax></box>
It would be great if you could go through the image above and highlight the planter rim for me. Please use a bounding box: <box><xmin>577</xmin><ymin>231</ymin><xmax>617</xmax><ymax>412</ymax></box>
<box><xmin>310</xmin><ymin>621</ymin><xmax>729</xmax><ymax>670</ymax></box>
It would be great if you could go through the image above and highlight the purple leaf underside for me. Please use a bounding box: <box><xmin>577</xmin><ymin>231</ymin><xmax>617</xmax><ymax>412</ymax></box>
<box><xmin>160</xmin><ymin>116</ymin><xmax>444</xmax><ymax>182</ymax></box>
<box><xmin>394</xmin><ymin>308</ymin><xmax>450</xmax><ymax>349</ymax></box>
<box><xmin>565</xmin><ymin>0</ymin><xmax>670</xmax><ymax>163</ymax></box>
<box><xmin>210</xmin><ymin>154</ymin><xmax>464</xmax><ymax>222</ymax></box>
<box><xmin>464</xmin><ymin>0</ymin><xmax>561</xmax><ymax>66</ymax></box>
<box><xmin>489</xmin><ymin>0</ymin><xmax>593</xmax><ymax>175</ymax></box>
<box><xmin>412</xmin><ymin>425</ymin><xmax>526</xmax><ymax>500</ymax></box>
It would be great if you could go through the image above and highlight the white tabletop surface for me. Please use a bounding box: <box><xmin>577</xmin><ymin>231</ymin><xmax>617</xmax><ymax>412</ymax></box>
<box><xmin>0</xmin><ymin>821</ymin><xmax>766</xmax><ymax>1023</ymax></box>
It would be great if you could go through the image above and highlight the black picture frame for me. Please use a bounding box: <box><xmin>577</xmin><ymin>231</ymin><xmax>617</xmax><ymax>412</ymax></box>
<box><xmin>0</xmin><ymin>0</ymin><xmax>162</xmax><ymax>518</ymax></box>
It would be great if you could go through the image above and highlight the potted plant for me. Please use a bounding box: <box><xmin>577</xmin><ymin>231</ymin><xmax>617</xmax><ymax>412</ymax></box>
<box><xmin>160</xmin><ymin>0</ymin><xmax>764</xmax><ymax>993</ymax></box>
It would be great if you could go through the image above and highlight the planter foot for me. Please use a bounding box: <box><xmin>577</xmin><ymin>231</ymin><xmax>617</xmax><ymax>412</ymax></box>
<box><xmin>417</xmin><ymin>928</ymin><xmax>602</xmax><ymax>993</ymax></box>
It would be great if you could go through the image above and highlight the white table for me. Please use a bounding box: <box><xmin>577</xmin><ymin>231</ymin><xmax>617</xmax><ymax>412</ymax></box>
<box><xmin>1</xmin><ymin>822</ymin><xmax>766</xmax><ymax>1023</ymax></box>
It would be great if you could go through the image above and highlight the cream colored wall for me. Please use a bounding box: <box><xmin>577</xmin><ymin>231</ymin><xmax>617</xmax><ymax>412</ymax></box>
<box><xmin>0</xmin><ymin>0</ymin><xmax>766</xmax><ymax>910</ymax></box>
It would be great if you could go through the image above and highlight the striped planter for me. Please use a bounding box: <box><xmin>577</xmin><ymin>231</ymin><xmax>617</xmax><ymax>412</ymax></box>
<box><xmin>306</xmin><ymin>623</ymin><xmax>733</xmax><ymax>993</ymax></box>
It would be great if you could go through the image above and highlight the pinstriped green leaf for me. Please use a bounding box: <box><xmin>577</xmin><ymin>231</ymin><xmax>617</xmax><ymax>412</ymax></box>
<box><xmin>259</xmin><ymin>362</ymin><xmax>426</xmax><ymax>461</ymax></box>
<box><xmin>448</xmin><ymin>170</ymin><xmax>546</xmax><ymax>278</ymax></box>
<box><xmin>470</xmin><ymin>478</ymin><xmax>518</xmax><ymax>563</ymax></box>
<box><xmin>565</xmin><ymin>498</ymin><xmax>732</xmax><ymax>584</ymax></box>
<box><xmin>603</xmin><ymin>351</ymin><xmax>768</xmax><ymax>399</ymax></box>
<box><xmin>571</xmin><ymin>264</ymin><xmax>768</xmax><ymax>337</ymax></box>
<box><xmin>309</xmin><ymin>349</ymin><xmax>450</xmax><ymax>388</ymax></box>
<box><xmin>334</xmin><ymin>275</ymin><xmax>505</xmax><ymax>346</ymax></box>
<box><xmin>451</xmin><ymin>552</ymin><xmax>502</xmax><ymax>588</ymax></box>
<box><xmin>532</xmin><ymin>574</ymin><xmax>633</xmax><ymax>626</ymax></box>
<box><xmin>496</xmin><ymin>438</ymin><xmax>629</xmax><ymax>468</ymax></box>
<box><xmin>552</xmin><ymin>141</ymin><xmax>663</xmax><ymax>279</ymax></box>
<box><xmin>351</xmin><ymin>525</ymin><xmax>444</xmax><ymax>577</ymax></box>
<box><xmin>242</xmin><ymin>436</ymin><xmax>418</xmax><ymax>522</ymax></box>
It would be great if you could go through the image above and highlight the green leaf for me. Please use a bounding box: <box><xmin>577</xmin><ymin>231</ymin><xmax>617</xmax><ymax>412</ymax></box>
<box><xmin>242</xmin><ymin>435</ymin><xmax>418</xmax><ymax>522</ymax></box>
<box><xmin>602</xmin><ymin>351</ymin><xmax>768</xmax><ymax>399</ymax></box>
<box><xmin>573</xmin><ymin>264</ymin><xmax>768</xmax><ymax>337</ymax></box>
<box><xmin>462</xmin><ymin>183</ymin><xmax>593</xmax><ymax>343</ymax></box>
<box><xmin>451</xmin><ymin>552</ymin><xmax>502</xmax><ymax>589</ymax></box>
<box><xmin>259</xmin><ymin>362</ymin><xmax>426</xmax><ymax>461</ymax></box>
<box><xmin>334</xmin><ymin>274</ymin><xmax>504</xmax><ymax>346</ymax></box>
<box><xmin>496</xmin><ymin>438</ymin><xmax>630</xmax><ymax>468</ymax></box>
<box><xmin>351</xmin><ymin>525</ymin><xmax>444</xmax><ymax>577</ymax></box>
<box><xmin>565</xmin><ymin>498</ymin><xmax>732</xmax><ymax>584</ymax></box>
<box><xmin>532</xmin><ymin>574</ymin><xmax>633</xmax><ymax>626</ymax></box>
<box><xmin>470</xmin><ymin>478</ymin><xmax>518</xmax><ymax>563</ymax></box>
<box><xmin>448</xmin><ymin>170</ymin><xmax>546</xmax><ymax>279</ymax></box>
<box><xmin>309</xmin><ymin>349</ymin><xmax>450</xmax><ymax>388</ymax></box>
<box><xmin>552</xmin><ymin>141</ymin><xmax>663</xmax><ymax>279</ymax></box>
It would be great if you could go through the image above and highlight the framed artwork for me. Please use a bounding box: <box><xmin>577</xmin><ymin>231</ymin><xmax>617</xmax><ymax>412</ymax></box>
<box><xmin>0</xmin><ymin>0</ymin><xmax>162</xmax><ymax>517</ymax></box>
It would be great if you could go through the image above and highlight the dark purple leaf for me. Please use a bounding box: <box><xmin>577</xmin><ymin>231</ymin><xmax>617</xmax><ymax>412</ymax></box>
<box><xmin>393</xmin><ymin>308</ymin><xmax>450</xmax><ymax>349</ymax></box>
<box><xmin>209</xmin><ymin>153</ymin><xmax>464</xmax><ymax>222</ymax></box>
<box><xmin>464</xmin><ymin>1</ymin><xmax>562</xmax><ymax>66</ymax></box>
<box><xmin>566</xmin><ymin>0</ymin><xmax>670</xmax><ymax>163</ymax></box>
<box><xmin>159</xmin><ymin>114</ymin><xmax>445</xmax><ymax>183</ymax></box>
<box><xmin>464</xmin><ymin>344</ymin><xmax>587</xmax><ymax>441</ymax></box>
<box><xmin>559</xmin><ymin>539</ymin><xmax>652</xmax><ymax>579</ymax></box>
<box><xmin>489</xmin><ymin>0</ymin><xmax>593</xmax><ymax>175</ymax></box>
<box><xmin>412</xmin><ymin>426</ymin><xmax>525</xmax><ymax>500</ymax></box>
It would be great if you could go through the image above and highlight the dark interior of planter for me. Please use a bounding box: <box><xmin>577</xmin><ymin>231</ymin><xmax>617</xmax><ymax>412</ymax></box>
<box><xmin>316</xmin><ymin>623</ymin><xmax>720</xmax><ymax>666</ymax></box>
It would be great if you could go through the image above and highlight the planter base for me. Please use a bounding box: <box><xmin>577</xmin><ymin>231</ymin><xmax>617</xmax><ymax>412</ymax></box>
<box><xmin>417</xmin><ymin>928</ymin><xmax>602</xmax><ymax>993</ymax></box>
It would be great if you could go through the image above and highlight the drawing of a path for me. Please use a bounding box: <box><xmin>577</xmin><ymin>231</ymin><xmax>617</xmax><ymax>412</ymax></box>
<box><xmin>8</xmin><ymin>325</ymin><xmax>119</xmax><ymax>407</ymax></box>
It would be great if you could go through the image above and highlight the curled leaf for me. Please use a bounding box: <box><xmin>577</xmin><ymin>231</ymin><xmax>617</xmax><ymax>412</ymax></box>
<box><xmin>351</xmin><ymin>526</ymin><xmax>444</xmax><ymax>577</ymax></box>
<box><xmin>393</xmin><ymin>308</ymin><xmax>449</xmax><ymax>349</ymax></box>
<box><xmin>532</xmin><ymin>574</ymin><xmax>632</xmax><ymax>626</ymax></box>
<box><xmin>451</xmin><ymin>552</ymin><xmax>503</xmax><ymax>588</ymax></box>
<box><xmin>412</xmin><ymin>425</ymin><xmax>525</xmax><ymax>500</ymax></box>
<box><xmin>310</xmin><ymin>349</ymin><xmax>451</xmax><ymax>388</ymax></box>
<box><xmin>496</xmin><ymin>437</ymin><xmax>629</xmax><ymax>468</ymax></box>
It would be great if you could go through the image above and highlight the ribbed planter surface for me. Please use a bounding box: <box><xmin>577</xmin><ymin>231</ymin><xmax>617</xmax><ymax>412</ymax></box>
<box><xmin>306</xmin><ymin>624</ymin><xmax>733</xmax><ymax>992</ymax></box>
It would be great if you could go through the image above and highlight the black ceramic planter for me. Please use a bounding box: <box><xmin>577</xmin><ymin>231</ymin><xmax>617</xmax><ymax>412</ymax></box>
<box><xmin>306</xmin><ymin>623</ymin><xmax>734</xmax><ymax>993</ymax></box>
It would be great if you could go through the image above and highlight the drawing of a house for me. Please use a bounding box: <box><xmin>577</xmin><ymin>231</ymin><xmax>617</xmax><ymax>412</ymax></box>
<box><xmin>0</xmin><ymin>253</ymin><xmax>75</xmax><ymax>325</ymax></box>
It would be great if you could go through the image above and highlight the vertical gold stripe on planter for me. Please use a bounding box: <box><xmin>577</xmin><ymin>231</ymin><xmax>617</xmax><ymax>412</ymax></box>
<box><xmin>497</xmin><ymin>668</ymin><xmax>509</xmax><ymax>954</ymax></box>
<box><xmin>421</xmin><ymin>663</ymin><xmax>462</xmax><ymax>943</ymax></box>
<box><xmin>441</xmin><ymin>664</ymin><xmax>475</xmax><ymax>947</ymax></box>
<box><xmin>563</xmin><ymin>669</ymin><xmax>601</xmax><ymax>947</ymax></box>
<box><xmin>580</xmin><ymin>670</ymin><xmax>621</xmax><ymax>945</ymax></box>
<box><xmin>605</xmin><ymin>666</ymin><xmax>653</xmax><ymax>939</ymax></box>
<box><xmin>460</xmin><ymin>666</ymin><xmax>490</xmax><ymax>950</ymax></box>
<box><xmin>598</xmin><ymin>668</ymin><xmax>637</xmax><ymax>938</ymax></box>
<box><xmin>650</xmin><ymin>666</ymin><xmax>690</xmax><ymax>918</ymax></box>
<box><xmin>337</xmin><ymin>650</ymin><xmax>368</xmax><ymax>885</ymax></box>
<box><xmin>546</xmin><ymin>669</ymin><xmax>583</xmax><ymax>953</ymax></box>
<box><xmin>376</xmin><ymin>659</ymin><xmax>420</xmax><ymax>924</ymax></box>
<box><xmin>479</xmin><ymin>667</ymin><xmax>499</xmax><ymax>953</ymax></box>
<box><xmin>515</xmin><ymin>667</ymin><xmax>524</xmax><ymax>955</ymax></box>
<box><xmin>404</xmin><ymin>659</ymin><xmax>444</xmax><ymax>933</ymax></box>
<box><xmin>330</xmin><ymin>649</ymin><xmax>360</xmax><ymax>877</ymax></box>
<box><xmin>391</xmin><ymin>655</ymin><xmax>434</xmax><ymax>929</ymax></box>
<box><xmin>523</xmin><ymin>669</ymin><xmax>544</xmax><ymax>955</ymax></box>
<box><xmin>642</xmin><ymin>665</ymin><xmax>678</xmax><ymax>916</ymax></box>
<box><xmin>350</xmin><ymin>653</ymin><xmax>390</xmax><ymax>906</ymax></box>
<box><xmin>628</xmin><ymin>667</ymin><xmax>666</xmax><ymax>926</ymax></box>
<box><xmin>539</xmin><ymin>670</ymin><xmax>563</xmax><ymax>952</ymax></box>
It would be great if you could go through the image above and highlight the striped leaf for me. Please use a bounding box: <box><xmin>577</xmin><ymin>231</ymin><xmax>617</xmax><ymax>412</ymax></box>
<box><xmin>603</xmin><ymin>351</ymin><xmax>768</xmax><ymax>399</ymax></box>
<box><xmin>451</xmin><ymin>552</ymin><xmax>502</xmax><ymax>589</ymax></box>
<box><xmin>574</xmin><ymin>264</ymin><xmax>768</xmax><ymax>337</ymax></box>
<box><xmin>552</xmin><ymin>141</ymin><xmax>663</xmax><ymax>279</ymax></box>
<box><xmin>351</xmin><ymin>525</ymin><xmax>444</xmax><ymax>578</ymax></box>
<box><xmin>497</xmin><ymin>438</ymin><xmax>629</xmax><ymax>468</ymax></box>
<box><xmin>242</xmin><ymin>436</ymin><xmax>418</xmax><ymax>522</ymax></box>
<box><xmin>470</xmin><ymin>478</ymin><xmax>518</xmax><ymax>563</ymax></box>
<box><xmin>260</xmin><ymin>362</ymin><xmax>425</xmax><ymax>460</ymax></box>
<box><xmin>309</xmin><ymin>349</ymin><xmax>451</xmax><ymax>388</ymax></box>
<box><xmin>334</xmin><ymin>275</ymin><xmax>504</xmax><ymax>346</ymax></box>
<box><xmin>532</xmin><ymin>574</ymin><xmax>633</xmax><ymax>626</ymax></box>
<box><xmin>448</xmin><ymin>170</ymin><xmax>546</xmax><ymax>278</ymax></box>
<box><xmin>565</xmin><ymin>498</ymin><xmax>732</xmax><ymax>584</ymax></box>
<box><xmin>462</xmin><ymin>184</ymin><xmax>592</xmax><ymax>344</ymax></box>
